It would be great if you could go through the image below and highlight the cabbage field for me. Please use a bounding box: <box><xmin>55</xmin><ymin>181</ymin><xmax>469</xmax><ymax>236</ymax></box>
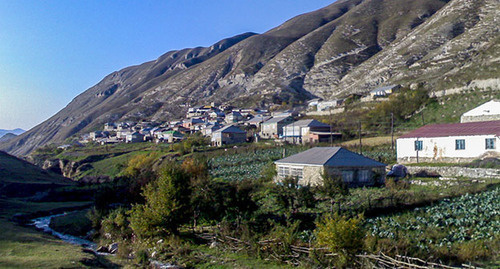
<box><xmin>366</xmin><ymin>187</ymin><xmax>500</xmax><ymax>250</ymax></box>
<box><xmin>208</xmin><ymin>147</ymin><xmax>304</xmax><ymax>181</ymax></box>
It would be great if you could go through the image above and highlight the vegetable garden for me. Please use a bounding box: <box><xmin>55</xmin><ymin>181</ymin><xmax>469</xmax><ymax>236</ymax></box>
<box><xmin>208</xmin><ymin>147</ymin><xmax>304</xmax><ymax>181</ymax></box>
<box><xmin>366</xmin><ymin>186</ymin><xmax>500</xmax><ymax>257</ymax></box>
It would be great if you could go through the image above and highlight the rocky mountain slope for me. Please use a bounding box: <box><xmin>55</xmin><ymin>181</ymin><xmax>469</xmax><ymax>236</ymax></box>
<box><xmin>2</xmin><ymin>0</ymin><xmax>499</xmax><ymax>156</ymax></box>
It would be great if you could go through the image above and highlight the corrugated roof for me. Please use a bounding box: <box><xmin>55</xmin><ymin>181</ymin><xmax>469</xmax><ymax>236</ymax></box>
<box><xmin>462</xmin><ymin>100</ymin><xmax>500</xmax><ymax>117</ymax></box>
<box><xmin>370</xmin><ymin>84</ymin><xmax>399</xmax><ymax>93</ymax></box>
<box><xmin>263</xmin><ymin>116</ymin><xmax>291</xmax><ymax>124</ymax></box>
<box><xmin>214</xmin><ymin>125</ymin><xmax>246</xmax><ymax>134</ymax></box>
<box><xmin>398</xmin><ymin>120</ymin><xmax>500</xmax><ymax>138</ymax></box>
<box><xmin>275</xmin><ymin>147</ymin><xmax>386</xmax><ymax>167</ymax></box>
<box><xmin>285</xmin><ymin>119</ymin><xmax>329</xmax><ymax>128</ymax></box>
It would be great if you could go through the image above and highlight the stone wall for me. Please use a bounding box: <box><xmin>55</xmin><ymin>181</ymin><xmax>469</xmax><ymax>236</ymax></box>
<box><xmin>461</xmin><ymin>114</ymin><xmax>500</xmax><ymax>123</ymax></box>
<box><xmin>406</xmin><ymin>166</ymin><xmax>500</xmax><ymax>179</ymax></box>
<box><xmin>302</xmin><ymin>166</ymin><xmax>323</xmax><ymax>186</ymax></box>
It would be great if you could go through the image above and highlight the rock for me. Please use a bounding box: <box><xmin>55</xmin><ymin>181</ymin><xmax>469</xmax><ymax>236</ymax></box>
<box><xmin>96</xmin><ymin>245</ymin><xmax>108</xmax><ymax>253</ymax></box>
<box><xmin>108</xmin><ymin>242</ymin><xmax>118</xmax><ymax>254</ymax></box>
<box><xmin>209</xmin><ymin>241</ymin><xmax>218</xmax><ymax>249</ymax></box>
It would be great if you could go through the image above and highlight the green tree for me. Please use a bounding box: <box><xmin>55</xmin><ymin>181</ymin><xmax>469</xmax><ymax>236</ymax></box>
<box><xmin>271</xmin><ymin>176</ymin><xmax>316</xmax><ymax>215</ymax></box>
<box><xmin>129</xmin><ymin>163</ymin><xmax>191</xmax><ymax>238</ymax></box>
<box><xmin>318</xmin><ymin>171</ymin><xmax>349</xmax><ymax>213</ymax></box>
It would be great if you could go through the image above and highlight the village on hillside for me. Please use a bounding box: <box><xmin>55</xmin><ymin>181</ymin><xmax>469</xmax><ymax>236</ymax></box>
<box><xmin>73</xmin><ymin>84</ymin><xmax>404</xmax><ymax>148</ymax></box>
<box><xmin>72</xmin><ymin>92</ymin><xmax>500</xmax><ymax>168</ymax></box>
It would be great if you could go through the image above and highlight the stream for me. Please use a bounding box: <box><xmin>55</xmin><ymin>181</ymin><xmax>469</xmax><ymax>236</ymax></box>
<box><xmin>32</xmin><ymin>212</ymin><xmax>98</xmax><ymax>251</ymax></box>
<box><xmin>32</xmin><ymin>212</ymin><xmax>177</xmax><ymax>268</ymax></box>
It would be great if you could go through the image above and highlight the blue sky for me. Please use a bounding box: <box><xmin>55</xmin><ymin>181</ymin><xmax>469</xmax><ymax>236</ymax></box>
<box><xmin>0</xmin><ymin>0</ymin><xmax>334</xmax><ymax>130</ymax></box>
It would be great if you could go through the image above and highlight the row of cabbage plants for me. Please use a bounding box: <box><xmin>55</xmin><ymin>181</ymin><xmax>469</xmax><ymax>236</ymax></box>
<box><xmin>208</xmin><ymin>147</ymin><xmax>303</xmax><ymax>181</ymax></box>
<box><xmin>366</xmin><ymin>187</ymin><xmax>500</xmax><ymax>250</ymax></box>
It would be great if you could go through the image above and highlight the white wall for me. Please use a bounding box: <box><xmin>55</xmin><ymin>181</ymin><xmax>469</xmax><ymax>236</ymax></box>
<box><xmin>397</xmin><ymin>135</ymin><xmax>499</xmax><ymax>163</ymax></box>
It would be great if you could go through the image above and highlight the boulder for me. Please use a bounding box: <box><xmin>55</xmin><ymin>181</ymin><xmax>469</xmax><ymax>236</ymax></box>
<box><xmin>108</xmin><ymin>242</ymin><xmax>119</xmax><ymax>254</ymax></box>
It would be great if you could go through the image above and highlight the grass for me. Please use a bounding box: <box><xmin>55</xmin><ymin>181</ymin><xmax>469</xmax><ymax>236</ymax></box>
<box><xmin>399</xmin><ymin>90</ymin><xmax>500</xmax><ymax>130</ymax></box>
<box><xmin>49</xmin><ymin>210</ymin><xmax>92</xmax><ymax>237</ymax></box>
<box><xmin>192</xmin><ymin>245</ymin><xmax>301</xmax><ymax>269</ymax></box>
<box><xmin>0</xmin><ymin>151</ymin><xmax>122</xmax><ymax>268</ymax></box>
<box><xmin>339</xmin><ymin>136</ymin><xmax>393</xmax><ymax>147</ymax></box>
<box><xmin>0</xmin><ymin>198</ymin><xmax>118</xmax><ymax>269</ymax></box>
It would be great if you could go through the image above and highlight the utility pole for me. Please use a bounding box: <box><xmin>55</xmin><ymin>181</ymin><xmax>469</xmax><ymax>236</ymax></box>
<box><xmin>358</xmin><ymin>120</ymin><xmax>362</xmax><ymax>155</ymax></box>
<box><xmin>391</xmin><ymin>112</ymin><xmax>394</xmax><ymax>157</ymax></box>
<box><xmin>421</xmin><ymin>112</ymin><xmax>425</xmax><ymax>126</ymax></box>
<box><xmin>329</xmin><ymin>108</ymin><xmax>333</xmax><ymax>146</ymax></box>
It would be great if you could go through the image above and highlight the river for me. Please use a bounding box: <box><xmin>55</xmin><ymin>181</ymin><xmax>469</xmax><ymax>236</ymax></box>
<box><xmin>32</xmin><ymin>213</ymin><xmax>97</xmax><ymax>250</ymax></box>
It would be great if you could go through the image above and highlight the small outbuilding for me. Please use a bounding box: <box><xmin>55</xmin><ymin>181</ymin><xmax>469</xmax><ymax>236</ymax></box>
<box><xmin>460</xmin><ymin>100</ymin><xmax>500</xmax><ymax>123</ymax></box>
<box><xmin>274</xmin><ymin>147</ymin><xmax>386</xmax><ymax>187</ymax></box>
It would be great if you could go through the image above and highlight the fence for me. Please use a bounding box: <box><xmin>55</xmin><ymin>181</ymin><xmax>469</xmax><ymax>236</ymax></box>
<box><xmin>195</xmin><ymin>232</ymin><xmax>481</xmax><ymax>268</ymax></box>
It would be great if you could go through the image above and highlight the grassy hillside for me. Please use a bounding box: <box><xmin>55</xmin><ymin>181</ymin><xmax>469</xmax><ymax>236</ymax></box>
<box><xmin>0</xmin><ymin>151</ymin><xmax>119</xmax><ymax>268</ymax></box>
<box><xmin>0</xmin><ymin>151</ymin><xmax>75</xmax><ymax>199</ymax></box>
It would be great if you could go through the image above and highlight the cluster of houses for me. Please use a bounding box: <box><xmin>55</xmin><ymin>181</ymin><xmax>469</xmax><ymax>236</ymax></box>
<box><xmin>80</xmin><ymin>103</ymin><xmax>341</xmax><ymax>147</ymax></box>
<box><xmin>275</xmin><ymin>99</ymin><xmax>500</xmax><ymax>187</ymax></box>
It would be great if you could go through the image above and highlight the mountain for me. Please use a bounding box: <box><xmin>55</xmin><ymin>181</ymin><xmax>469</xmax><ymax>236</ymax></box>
<box><xmin>2</xmin><ymin>0</ymin><xmax>499</xmax><ymax>156</ymax></box>
<box><xmin>0</xmin><ymin>133</ymin><xmax>18</xmax><ymax>143</ymax></box>
<box><xmin>0</xmin><ymin>128</ymin><xmax>24</xmax><ymax>138</ymax></box>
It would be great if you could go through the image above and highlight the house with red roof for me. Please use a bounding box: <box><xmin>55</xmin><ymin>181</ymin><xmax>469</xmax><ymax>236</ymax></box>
<box><xmin>396</xmin><ymin>120</ymin><xmax>500</xmax><ymax>163</ymax></box>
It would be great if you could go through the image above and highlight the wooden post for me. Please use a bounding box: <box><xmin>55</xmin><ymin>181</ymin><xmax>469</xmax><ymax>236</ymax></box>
<box><xmin>358</xmin><ymin>121</ymin><xmax>362</xmax><ymax>155</ymax></box>
<box><xmin>330</xmin><ymin>108</ymin><xmax>333</xmax><ymax>146</ymax></box>
<box><xmin>391</xmin><ymin>112</ymin><xmax>394</xmax><ymax>157</ymax></box>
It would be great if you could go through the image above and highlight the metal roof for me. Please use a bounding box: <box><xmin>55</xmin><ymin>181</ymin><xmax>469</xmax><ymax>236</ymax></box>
<box><xmin>398</xmin><ymin>120</ymin><xmax>500</xmax><ymax>138</ymax></box>
<box><xmin>263</xmin><ymin>116</ymin><xmax>292</xmax><ymax>124</ymax></box>
<box><xmin>370</xmin><ymin>84</ymin><xmax>399</xmax><ymax>93</ymax></box>
<box><xmin>214</xmin><ymin>125</ymin><xmax>246</xmax><ymax>134</ymax></box>
<box><xmin>284</xmin><ymin>119</ymin><xmax>329</xmax><ymax>128</ymax></box>
<box><xmin>275</xmin><ymin>147</ymin><xmax>386</xmax><ymax>167</ymax></box>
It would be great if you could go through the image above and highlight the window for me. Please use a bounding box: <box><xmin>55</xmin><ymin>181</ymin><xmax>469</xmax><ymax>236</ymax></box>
<box><xmin>342</xmin><ymin>170</ymin><xmax>354</xmax><ymax>183</ymax></box>
<box><xmin>414</xmin><ymin>140</ymin><xmax>423</xmax><ymax>151</ymax></box>
<box><xmin>278</xmin><ymin>166</ymin><xmax>290</xmax><ymax>177</ymax></box>
<box><xmin>486</xmin><ymin>138</ymin><xmax>496</xmax><ymax>149</ymax></box>
<box><xmin>455</xmin><ymin>139</ymin><xmax>465</xmax><ymax>150</ymax></box>
<box><xmin>358</xmin><ymin>170</ymin><xmax>371</xmax><ymax>183</ymax></box>
<box><xmin>278</xmin><ymin>166</ymin><xmax>303</xmax><ymax>180</ymax></box>
<box><xmin>290</xmin><ymin>167</ymin><xmax>303</xmax><ymax>180</ymax></box>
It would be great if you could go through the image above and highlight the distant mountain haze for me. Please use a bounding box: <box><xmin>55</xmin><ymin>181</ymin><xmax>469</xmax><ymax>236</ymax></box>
<box><xmin>0</xmin><ymin>128</ymin><xmax>25</xmax><ymax>138</ymax></box>
<box><xmin>2</xmin><ymin>0</ymin><xmax>499</xmax><ymax>156</ymax></box>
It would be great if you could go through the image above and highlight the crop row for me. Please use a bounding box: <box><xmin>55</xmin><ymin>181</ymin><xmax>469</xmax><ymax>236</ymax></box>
<box><xmin>366</xmin><ymin>187</ymin><xmax>500</xmax><ymax>249</ymax></box>
<box><xmin>208</xmin><ymin>147</ymin><xmax>303</xmax><ymax>181</ymax></box>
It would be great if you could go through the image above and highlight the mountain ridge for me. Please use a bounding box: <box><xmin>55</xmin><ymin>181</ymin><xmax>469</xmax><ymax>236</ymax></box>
<box><xmin>2</xmin><ymin>0</ymin><xmax>499</xmax><ymax>156</ymax></box>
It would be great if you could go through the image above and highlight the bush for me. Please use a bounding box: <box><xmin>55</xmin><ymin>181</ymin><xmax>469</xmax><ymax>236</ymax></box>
<box><xmin>100</xmin><ymin>207</ymin><xmax>132</xmax><ymax>241</ymax></box>
<box><xmin>129</xmin><ymin>163</ymin><xmax>191</xmax><ymax>238</ymax></box>
<box><xmin>315</xmin><ymin>213</ymin><xmax>365</xmax><ymax>267</ymax></box>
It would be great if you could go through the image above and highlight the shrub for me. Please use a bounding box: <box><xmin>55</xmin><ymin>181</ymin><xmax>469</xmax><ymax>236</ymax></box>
<box><xmin>129</xmin><ymin>163</ymin><xmax>191</xmax><ymax>238</ymax></box>
<box><xmin>100</xmin><ymin>207</ymin><xmax>132</xmax><ymax>241</ymax></box>
<box><xmin>315</xmin><ymin>213</ymin><xmax>365</xmax><ymax>267</ymax></box>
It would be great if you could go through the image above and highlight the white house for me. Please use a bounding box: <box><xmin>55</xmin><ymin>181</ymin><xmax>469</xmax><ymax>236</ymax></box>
<box><xmin>460</xmin><ymin>100</ymin><xmax>500</xmax><ymax>123</ymax></box>
<box><xmin>275</xmin><ymin>147</ymin><xmax>386</xmax><ymax>187</ymax></box>
<box><xmin>282</xmin><ymin>119</ymin><xmax>338</xmax><ymax>144</ymax></box>
<box><xmin>316</xmin><ymin>100</ymin><xmax>344</xmax><ymax>111</ymax></box>
<box><xmin>369</xmin><ymin>85</ymin><xmax>401</xmax><ymax>98</ymax></box>
<box><xmin>397</xmin><ymin>120</ymin><xmax>500</xmax><ymax>163</ymax></box>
